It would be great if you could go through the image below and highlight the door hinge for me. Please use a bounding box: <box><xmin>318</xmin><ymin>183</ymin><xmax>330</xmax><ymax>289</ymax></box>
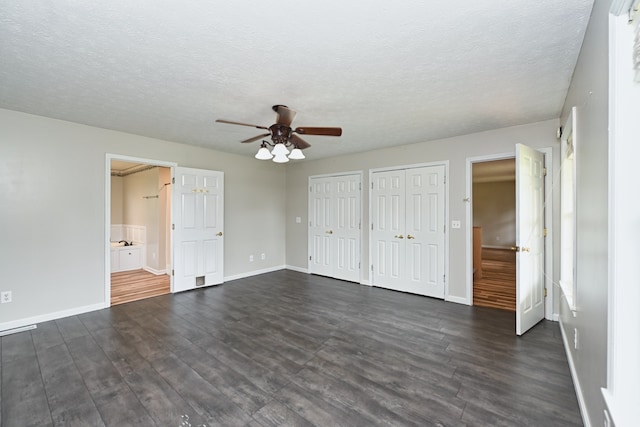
<box><xmin>443</xmin><ymin>274</ymin><xmax>446</xmax><ymax>283</ymax></box>
<box><xmin>309</xmin><ymin>255</ymin><xmax>312</xmax><ymax>261</ymax></box>
<box><xmin>310</xmin><ymin>186</ymin><xmax>312</xmax><ymax>192</ymax></box>
<box><xmin>444</xmin><ymin>174</ymin><xmax>446</xmax><ymax>184</ymax></box>
<box><xmin>543</xmin><ymin>167</ymin><xmax>547</xmax><ymax>176</ymax></box>
<box><xmin>371</xmin><ymin>182</ymin><xmax>374</xmax><ymax>190</ymax></box>
<box><xmin>358</xmin><ymin>262</ymin><xmax>361</xmax><ymax>269</ymax></box>
<box><xmin>172</xmin><ymin>177</ymin><xmax>175</xmax><ymax>184</ymax></box>
<box><xmin>371</xmin><ymin>223</ymin><xmax>374</xmax><ymax>231</ymax></box>
<box><xmin>359</xmin><ymin>183</ymin><xmax>362</xmax><ymax>191</ymax></box>
<box><xmin>543</xmin><ymin>228</ymin><xmax>548</xmax><ymax>237</ymax></box>
<box><xmin>544</xmin><ymin>287</ymin><xmax>548</xmax><ymax>297</ymax></box>
<box><xmin>359</xmin><ymin>222</ymin><xmax>361</xmax><ymax>230</ymax></box>
<box><xmin>172</xmin><ymin>224</ymin><xmax>175</xmax><ymax>230</ymax></box>
<box><xmin>171</xmin><ymin>269</ymin><xmax>174</xmax><ymax>276</ymax></box>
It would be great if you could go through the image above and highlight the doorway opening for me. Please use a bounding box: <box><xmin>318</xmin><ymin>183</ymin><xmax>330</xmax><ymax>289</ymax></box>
<box><xmin>471</xmin><ymin>158</ymin><xmax>516</xmax><ymax>311</ymax></box>
<box><xmin>465</xmin><ymin>148</ymin><xmax>554</xmax><ymax>331</ymax></box>
<box><xmin>105</xmin><ymin>155</ymin><xmax>176</xmax><ymax>306</ymax></box>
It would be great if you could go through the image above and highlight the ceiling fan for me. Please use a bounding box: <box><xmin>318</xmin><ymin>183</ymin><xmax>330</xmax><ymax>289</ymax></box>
<box><xmin>216</xmin><ymin>105</ymin><xmax>342</xmax><ymax>162</ymax></box>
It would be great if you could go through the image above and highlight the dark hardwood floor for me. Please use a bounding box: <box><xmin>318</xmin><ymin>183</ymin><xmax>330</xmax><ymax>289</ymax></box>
<box><xmin>1</xmin><ymin>270</ymin><xmax>582</xmax><ymax>426</ymax></box>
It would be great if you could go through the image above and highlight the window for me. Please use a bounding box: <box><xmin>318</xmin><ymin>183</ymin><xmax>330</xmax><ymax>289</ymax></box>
<box><xmin>560</xmin><ymin>107</ymin><xmax>577</xmax><ymax>310</ymax></box>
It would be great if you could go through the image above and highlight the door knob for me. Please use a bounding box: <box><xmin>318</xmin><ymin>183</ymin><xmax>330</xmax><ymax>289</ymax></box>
<box><xmin>394</xmin><ymin>235</ymin><xmax>404</xmax><ymax>239</ymax></box>
<box><xmin>511</xmin><ymin>246</ymin><xmax>530</xmax><ymax>252</ymax></box>
<box><xmin>407</xmin><ymin>234</ymin><xmax>415</xmax><ymax>239</ymax></box>
<box><xmin>216</xmin><ymin>231</ymin><xmax>223</xmax><ymax>236</ymax></box>
<box><xmin>326</xmin><ymin>230</ymin><xmax>333</xmax><ymax>234</ymax></box>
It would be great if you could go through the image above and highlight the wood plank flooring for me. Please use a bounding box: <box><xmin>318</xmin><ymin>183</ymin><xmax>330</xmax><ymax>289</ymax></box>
<box><xmin>111</xmin><ymin>269</ymin><xmax>170</xmax><ymax>306</ymax></box>
<box><xmin>1</xmin><ymin>270</ymin><xmax>582</xmax><ymax>426</ymax></box>
<box><xmin>473</xmin><ymin>248</ymin><xmax>516</xmax><ymax>311</ymax></box>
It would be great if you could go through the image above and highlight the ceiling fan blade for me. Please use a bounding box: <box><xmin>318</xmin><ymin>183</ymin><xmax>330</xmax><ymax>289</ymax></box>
<box><xmin>294</xmin><ymin>127</ymin><xmax>342</xmax><ymax>137</ymax></box>
<box><xmin>216</xmin><ymin>119</ymin><xmax>269</xmax><ymax>130</ymax></box>
<box><xmin>290</xmin><ymin>134</ymin><xmax>311</xmax><ymax>150</ymax></box>
<box><xmin>273</xmin><ymin>105</ymin><xmax>296</xmax><ymax>127</ymax></box>
<box><xmin>240</xmin><ymin>133</ymin><xmax>271</xmax><ymax>143</ymax></box>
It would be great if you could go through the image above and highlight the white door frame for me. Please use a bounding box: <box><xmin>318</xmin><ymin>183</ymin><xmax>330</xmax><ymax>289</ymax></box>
<box><xmin>104</xmin><ymin>154</ymin><xmax>177</xmax><ymax>307</ymax></box>
<box><xmin>308</xmin><ymin>170</ymin><xmax>363</xmax><ymax>283</ymax></box>
<box><xmin>464</xmin><ymin>148</ymin><xmax>554</xmax><ymax>320</ymax></box>
<box><xmin>368</xmin><ymin>161</ymin><xmax>449</xmax><ymax>298</ymax></box>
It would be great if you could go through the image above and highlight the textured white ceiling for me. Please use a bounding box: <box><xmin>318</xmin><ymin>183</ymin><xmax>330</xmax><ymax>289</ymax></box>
<box><xmin>0</xmin><ymin>1</ymin><xmax>594</xmax><ymax>160</ymax></box>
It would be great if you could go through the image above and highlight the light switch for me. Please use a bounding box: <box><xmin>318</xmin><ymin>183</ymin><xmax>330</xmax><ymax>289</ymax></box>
<box><xmin>295</xmin><ymin>217</ymin><xmax>301</xmax><ymax>223</ymax></box>
<box><xmin>451</xmin><ymin>220</ymin><xmax>461</xmax><ymax>229</ymax></box>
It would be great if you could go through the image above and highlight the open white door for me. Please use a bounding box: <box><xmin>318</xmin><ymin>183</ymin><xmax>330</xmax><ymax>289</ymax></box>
<box><xmin>173</xmin><ymin>167</ymin><xmax>224</xmax><ymax>293</ymax></box>
<box><xmin>515</xmin><ymin>144</ymin><xmax>545</xmax><ymax>335</ymax></box>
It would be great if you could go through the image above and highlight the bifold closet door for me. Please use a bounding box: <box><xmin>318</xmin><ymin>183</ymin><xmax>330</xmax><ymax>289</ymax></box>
<box><xmin>371</xmin><ymin>165</ymin><xmax>445</xmax><ymax>298</ymax></box>
<box><xmin>309</xmin><ymin>174</ymin><xmax>361</xmax><ymax>283</ymax></box>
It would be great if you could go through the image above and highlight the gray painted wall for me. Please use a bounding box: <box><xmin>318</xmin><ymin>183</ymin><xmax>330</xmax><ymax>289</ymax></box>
<box><xmin>0</xmin><ymin>108</ymin><xmax>286</xmax><ymax>328</ymax></box>
<box><xmin>285</xmin><ymin>119</ymin><xmax>560</xmax><ymax>302</ymax></box>
<box><xmin>559</xmin><ymin>0</ymin><xmax>609</xmax><ymax>425</ymax></box>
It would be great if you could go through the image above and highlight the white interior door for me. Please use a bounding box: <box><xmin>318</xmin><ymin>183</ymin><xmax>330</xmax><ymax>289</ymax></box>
<box><xmin>309</xmin><ymin>174</ymin><xmax>361</xmax><ymax>282</ymax></box>
<box><xmin>371</xmin><ymin>170</ymin><xmax>407</xmax><ymax>292</ymax></box>
<box><xmin>515</xmin><ymin>144</ymin><xmax>545</xmax><ymax>335</ymax></box>
<box><xmin>405</xmin><ymin>166</ymin><xmax>445</xmax><ymax>298</ymax></box>
<box><xmin>332</xmin><ymin>175</ymin><xmax>361</xmax><ymax>282</ymax></box>
<box><xmin>173</xmin><ymin>167</ymin><xmax>224</xmax><ymax>293</ymax></box>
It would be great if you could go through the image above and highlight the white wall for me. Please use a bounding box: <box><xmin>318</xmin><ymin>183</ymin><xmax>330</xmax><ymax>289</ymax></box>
<box><xmin>558</xmin><ymin>0</ymin><xmax>610</xmax><ymax>425</ymax></box>
<box><xmin>123</xmin><ymin>167</ymin><xmax>161</xmax><ymax>270</ymax></box>
<box><xmin>0</xmin><ymin>108</ymin><xmax>286</xmax><ymax>330</ymax></box>
<box><xmin>285</xmin><ymin>119</ymin><xmax>560</xmax><ymax>303</ymax></box>
<box><xmin>604</xmin><ymin>10</ymin><xmax>640</xmax><ymax>427</ymax></box>
<box><xmin>110</xmin><ymin>176</ymin><xmax>124</xmax><ymax>223</ymax></box>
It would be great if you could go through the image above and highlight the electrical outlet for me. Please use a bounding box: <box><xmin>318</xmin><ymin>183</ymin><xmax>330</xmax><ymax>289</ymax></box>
<box><xmin>249</xmin><ymin>255</ymin><xmax>254</xmax><ymax>262</ymax></box>
<box><xmin>295</xmin><ymin>217</ymin><xmax>301</xmax><ymax>224</ymax></box>
<box><xmin>261</xmin><ymin>253</ymin><xmax>266</xmax><ymax>260</ymax></box>
<box><xmin>1</xmin><ymin>291</ymin><xmax>12</xmax><ymax>304</ymax></box>
<box><xmin>451</xmin><ymin>220</ymin><xmax>461</xmax><ymax>229</ymax></box>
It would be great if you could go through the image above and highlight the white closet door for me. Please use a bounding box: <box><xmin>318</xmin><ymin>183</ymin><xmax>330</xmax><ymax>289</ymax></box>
<box><xmin>309</xmin><ymin>178</ymin><xmax>334</xmax><ymax>277</ymax></box>
<box><xmin>405</xmin><ymin>166</ymin><xmax>445</xmax><ymax>298</ymax></box>
<box><xmin>371</xmin><ymin>165</ymin><xmax>446</xmax><ymax>298</ymax></box>
<box><xmin>332</xmin><ymin>174</ymin><xmax>361</xmax><ymax>282</ymax></box>
<box><xmin>309</xmin><ymin>174</ymin><xmax>362</xmax><ymax>282</ymax></box>
<box><xmin>371</xmin><ymin>170</ymin><xmax>406</xmax><ymax>291</ymax></box>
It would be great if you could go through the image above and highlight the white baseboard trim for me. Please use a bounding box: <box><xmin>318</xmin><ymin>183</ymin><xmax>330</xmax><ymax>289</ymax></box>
<box><xmin>144</xmin><ymin>266</ymin><xmax>166</xmax><ymax>275</ymax></box>
<box><xmin>360</xmin><ymin>279</ymin><xmax>371</xmax><ymax>286</ymax></box>
<box><xmin>224</xmin><ymin>265</ymin><xmax>286</xmax><ymax>282</ymax></box>
<box><xmin>0</xmin><ymin>302</ymin><xmax>107</xmax><ymax>333</ymax></box>
<box><xmin>446</xmin><ymin>295</ymin><xmax>471</xmax><ymax>305</ymax></box>
<box><xmin>285</xmin><ymin>265</ymin><xmax>309</xmax><ymax>274</ymax></box>
<box><xmin>559</xmin><ymin>318</ymin><xmax>590</xmax><ymax>427</ymax></box>
<box><xmin>551</xmin><ymin>313</ymin><xmax>560</xmax><ymax>322</ymax></box>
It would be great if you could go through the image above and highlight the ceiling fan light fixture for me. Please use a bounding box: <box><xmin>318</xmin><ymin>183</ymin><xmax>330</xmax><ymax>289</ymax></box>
<box><xmin>288</xmin><ymin>148</ymin><xmax>305</xmax><ymax>159</ymax></box>
<box><xmin>271</xmin><ymin>143</ymin><xmax>289</xmax><ymax>156</ymax></box>
<box><xmin>255</xmin><ymin>146</ymin><xmax>273</xmax><ymax>160</ymax></box>
<box><xmin>272</xmin><ymin>153</ymin><xmax>289</xmax><ymax>163</ymax></box>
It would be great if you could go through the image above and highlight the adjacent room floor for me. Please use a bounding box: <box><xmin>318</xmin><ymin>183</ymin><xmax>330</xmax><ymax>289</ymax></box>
<box><xmin>1</xmin><ymin>270</ymin><xmax>582</xmax><ymax>426</ymax></box>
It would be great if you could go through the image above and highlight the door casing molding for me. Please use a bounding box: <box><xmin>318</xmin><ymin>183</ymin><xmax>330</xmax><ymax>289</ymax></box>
<box><xmin>464</xmin><ymin>148</ymin><xmax>554</xmax><ymax>320</ymax></box>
